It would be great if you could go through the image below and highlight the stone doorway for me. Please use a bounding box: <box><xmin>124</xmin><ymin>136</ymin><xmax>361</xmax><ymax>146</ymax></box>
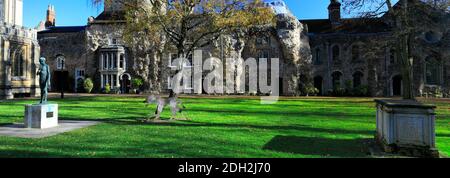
<box><xmin>279</xmin><ymin>78</ymin><xmax>284</xmax><ymax>96</ymax></box>
<box><xmin>392</xmin><ymin>75</ymin><xmax>402</xmax><ymax>96</ymax></box>
<box><xmin>54</xmin><ymin>71</ymin><xmax>69</xmax><ymax>92</ymax></box>
<box><xmin>314</xmin><ymin>76</ymin><xmax>323</xmax><ymax>95</ymax></box>
<box><xmin>120</xmin><ymin>74</ymin><xmax>131</xmax><ymax>94</ymax></box>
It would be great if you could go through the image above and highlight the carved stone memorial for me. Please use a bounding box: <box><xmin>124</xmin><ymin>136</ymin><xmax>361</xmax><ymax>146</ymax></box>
<box><xmin>375</xmin><ymin>99</ymin><xmax>439</xmax><ymax>158</ymax></box>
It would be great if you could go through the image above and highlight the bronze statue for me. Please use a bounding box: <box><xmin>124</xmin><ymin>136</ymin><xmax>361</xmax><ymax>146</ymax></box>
<box><xmin>37</xmin><ymin>57</ymin><xmax>51</xmax><ymax>104</ymax></box>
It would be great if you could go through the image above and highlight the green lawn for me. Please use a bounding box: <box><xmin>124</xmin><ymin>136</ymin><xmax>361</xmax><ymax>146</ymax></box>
<box><xmin>0</xmin><ymin>96</ymin><xmax>448</xmax><ymax>158</ymax></box>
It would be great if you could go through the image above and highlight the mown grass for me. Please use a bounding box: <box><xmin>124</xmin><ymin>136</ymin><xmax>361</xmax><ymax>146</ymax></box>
<box><xmin>0</xmin><ymin>96</ymin><xmax>448</xmax><ymax>158</ymax></box>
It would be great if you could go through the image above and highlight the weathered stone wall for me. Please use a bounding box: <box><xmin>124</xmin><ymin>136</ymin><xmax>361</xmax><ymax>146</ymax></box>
<box><xmin>275</xmin><ymin>13</ymin><xmax>312</xmax><ymax>95</ymax></box>
<box><xmin>38</xmin><ymin>31</ymin><xmax>88</xmax><ymax>92</ymax></box>
<box><xmin>409</xmin><ymin>3</ymin><xmax>450</xmax><ymax>97</ymax></box>
<box><xmin>309</xmin><ymin>33</ymin><xmax>392</xmax><ymax>96</ymax></box>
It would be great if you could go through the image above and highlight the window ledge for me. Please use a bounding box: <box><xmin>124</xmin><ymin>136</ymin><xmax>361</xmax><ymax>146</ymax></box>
<box><xmin>11</xmin><ymin>76</ymin><xmax>27</xmax><ymax>81</ymax></box>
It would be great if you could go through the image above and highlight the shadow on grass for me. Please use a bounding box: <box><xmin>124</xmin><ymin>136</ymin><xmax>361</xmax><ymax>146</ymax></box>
<box><xmin>263</xmin><ymin>135</ymin><xmax>371</xmax><ymax>157</ymax></box>
<box><xmin>0</xmin><ymin>149</ymin><xmax>59</xmax><ymax>158</ymax></box>
<box><xmin>59</xmin><ymin>117</ymin><xmax>374</xmax><ymax>136</ymax></box>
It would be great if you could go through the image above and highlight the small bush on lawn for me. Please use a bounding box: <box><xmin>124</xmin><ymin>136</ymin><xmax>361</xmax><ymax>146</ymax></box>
<box><xmin>84</xmin><ymin>78</ymin><xmax>94</xmax><ymax>93</ymax></box>
<box><xmin>103</xmin><ymin>83</ymin><xmax>111</xmax><ymax>94</ymax></box>
<box><xmin>305</xmin><ymin>83</ymin><xmax>319</xmax><ymax>96</ymax></box>
<box><xmin>352</xmin><ymin>85</ymin><xmax>368</xmax><ymax>96</ymax></box>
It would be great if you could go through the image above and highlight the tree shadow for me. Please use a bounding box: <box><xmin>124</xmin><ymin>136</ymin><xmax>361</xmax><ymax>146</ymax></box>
<box><xmin>263</xmin><ymin>135</ymin><xmax>371</xmax><ymax>157</ymax></box>
<box><xmin>0</xmin><ymin>149</ymin><xmax>71</xmax><ymax>158</ymax></box>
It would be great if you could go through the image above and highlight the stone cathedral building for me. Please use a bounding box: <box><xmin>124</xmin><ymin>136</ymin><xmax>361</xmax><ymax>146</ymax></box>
<box><xmin>36</xmin><ymin>0</ymin><xmax>450</xmax><ymax>97</ymax></box>
<box><xmin>0</xmin><ymin>0</ymin><xmax>40</xmax><ymax>99</ymax></box>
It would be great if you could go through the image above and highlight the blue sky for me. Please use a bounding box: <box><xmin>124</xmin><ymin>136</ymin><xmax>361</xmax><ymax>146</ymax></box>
<box><xmin>23</xmin><ymin>0</ymin><xmax>339</xmax><ymax>28</ymax></box>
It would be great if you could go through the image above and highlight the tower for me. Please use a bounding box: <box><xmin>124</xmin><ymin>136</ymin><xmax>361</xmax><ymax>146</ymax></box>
<box><xmin>45</xmin><ymin>5</ymin><xmax>55</xmax><ymax>28</ymax></box>
<box><xmin>0</xmin><ymin>0</ymin><xmax>23</xmax><ymax>26</ymax></box>
<box><xmin>328</xmin><ymin>0</ymin><xmax>341</xmax><ymax>26</ymax></box>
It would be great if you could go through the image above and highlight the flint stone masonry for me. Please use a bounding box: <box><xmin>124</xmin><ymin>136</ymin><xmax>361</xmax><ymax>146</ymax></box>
<box><xmin>375</xmin><ymin>99</ymin><xmax>439</xmax><ymax>158</ymax></box>
<box><xmin>24</xmin><ymin>104</ymin><xmax>59</xmax><ymax>129</ymax></box>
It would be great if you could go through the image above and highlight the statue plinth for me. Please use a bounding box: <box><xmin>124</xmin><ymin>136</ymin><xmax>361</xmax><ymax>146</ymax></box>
<box><xmin>24</xmin><ymin>104</ymin><xmax>59</xmax><ymax>129</ymax></box>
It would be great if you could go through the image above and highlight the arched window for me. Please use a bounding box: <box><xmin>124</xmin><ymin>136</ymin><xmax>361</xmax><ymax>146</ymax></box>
<box><xmin>314</xmin><ymin>48</ymin><xmax>321</xmax><ymax>65</ymax></box>
<box><xmin>425</xmin><ymin>56</ymin><xmax>441</xmax><ymax>85</ymax></box>
<box><xmin>56</xmin><ymin>55</ymin><xmax>65</xmax><ymax>70</ymax></box>
<box><xmin>353</xmin><ymin>71</ymin><xmax>364</xmax><ymax>88</ymax></box>
<box><xmin>332</xmin><ymin>71</ymin><xmax>342</xmax><ymax>89</ymax></box>
<box><xmin>352</xmin><ymin>45</ymin><xmax>360</xmax><ymax>61</ymax></box>
<box><xmin>332</xmin><ymin>45</ymin><xmax>340</xmax><ymax>62</ymax></box>
<box><xmin>12</xmin><ymin>49</ymin><xmax>25</xmax><ymax>77</ymax></box>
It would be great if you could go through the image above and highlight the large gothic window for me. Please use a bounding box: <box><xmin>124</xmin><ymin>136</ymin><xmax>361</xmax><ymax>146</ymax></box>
<box><xmin>353</xmin><ymin>71</ymin><xmax>364</xmax><ymax>88</ymax></box>
<box><xmin>389</xmin><ymin>49</ymin><xmax>397</xmax><ymax>64</ymax></box>
<box><xmin>314</xmin><ymin>48</ymin><xmax>321</xmax><ymax>65</ymax></box>
<box><xmin>332</xmin><ymin>45</ymin><xmax>340</xmax><ymax>62</ymax></box>
<box><xmin>352</xmin><ymin>45</ymin><xmax>360</xmax><ymax>62</ymax></box>
<box><xmin>12</xmin><ymin>49</ymin><xmax>25</xmax><ymax>77</ymax></box>
<box><xmin>56</xmin><ymin>55</ymin><xmax>65</xmax><ymax>70</ymax></box>
<box><xmin>332</xmin><ymin>71</ymin><xmax>342</xmax><ymax>89</ymax></box>
<box><xmin>425</xmin><ymin>56</ymin><xmax>441</xmax><ymax>85</ymax></box>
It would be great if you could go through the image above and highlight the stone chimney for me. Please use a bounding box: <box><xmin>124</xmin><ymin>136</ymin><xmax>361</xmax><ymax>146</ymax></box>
<box><xmin>328</xmin><ymin>0</ymin><xmax>341</xmax><ymax>26</ymax></box>
<box><xmin>45</xmin><ymin>5</ymin><xmax>55</xmax><ymax>28</ymax></box>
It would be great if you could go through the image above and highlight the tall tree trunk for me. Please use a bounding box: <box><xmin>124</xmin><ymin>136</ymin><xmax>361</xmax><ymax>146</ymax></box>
<box><xmin>397</xmin><ymin>34</ymin><xmax>415</xmax><ymax>100</ymax></box>
<box><xmin>396</xmin><ymin>0</ymin><xmax>415</xmax><ymax>100</ymax></box>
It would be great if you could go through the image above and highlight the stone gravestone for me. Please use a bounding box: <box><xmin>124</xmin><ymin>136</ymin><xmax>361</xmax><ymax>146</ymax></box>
<box><xmin>24</xmin><ymin>57</ymin><xmax>59</xmax><ymax>129</ymax></box>
<box><xmin>374</xmin><ymin>99</ymin><xmax>439</xmax><ymax>158</ymax></box>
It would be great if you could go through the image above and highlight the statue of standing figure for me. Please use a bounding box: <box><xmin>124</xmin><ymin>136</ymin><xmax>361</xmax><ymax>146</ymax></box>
<box><xmin>38</xmin><ymin>57</ymin><xmax>51</xmax><ymax>104</ymax></box>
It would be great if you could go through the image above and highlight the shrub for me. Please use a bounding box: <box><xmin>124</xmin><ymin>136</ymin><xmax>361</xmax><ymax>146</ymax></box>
<box><xmin>83</xmin><ymin>78</ymin><xmax>94</xmax><ymax>93</ymax></box>
<box><xmin>352</xmin><ymin>85</ymin><xmax>368</xmax><ymax>96</ymax></box>
<box><xmin>104</xmin><ymin>83</ymin><xmax>111</xmax><ymax>94</ymax></box>
<box><xmin>132</xmin><ymin>78</ymin><xmax>144</xmax><ymax>89</ymax></box>
<box><xmin>332</xmin><ymin>87</ymin><xmax>346</xmax><ymax>96</ymax></box>
<box><xmin>304</xmin><ymin>83</ymin><xmax>319</xmax><ymax>96</ymax></box>
<box><xmin>77</xmin><ymin>78</ymin><xmax>85</xmax><ymax>93</ymax></box>
<box><xmin>112</xmin><ymin>88</ymin><xmax>121</xmax><ymax>94</ymax></box>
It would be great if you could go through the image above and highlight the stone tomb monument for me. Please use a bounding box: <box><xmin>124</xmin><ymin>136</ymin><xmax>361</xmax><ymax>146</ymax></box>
<box><xmin>375</xmin><ymin>99</ymin><xmax>439</xmax><ymax>157</ymax></box>
<box><xmin>24</xmin><ymin>57</ymin><xmax>59</xmax><ymax>129</ymax></box>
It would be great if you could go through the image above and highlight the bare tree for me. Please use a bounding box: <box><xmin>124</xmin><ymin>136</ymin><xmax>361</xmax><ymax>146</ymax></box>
<box><xmin>91</xmin><ymin>0</ymin><xmax>275</xmax><ymax>93</ymax></box>
<box><xmin>342</xmin><ymin>0</ymin><xmax>449</xmax><ymax>100</ymax></box>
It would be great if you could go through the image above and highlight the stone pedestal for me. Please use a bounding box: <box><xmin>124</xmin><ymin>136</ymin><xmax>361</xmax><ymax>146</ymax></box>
<box><xmin>375</xmin><ymin>99</ymin><xmax>439</xmax><ymax>158</ymax></box>
<box><xmin>24</xmin><ymin>104</ymin><xmax>59</xmax><ymax>129</ymax></box>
